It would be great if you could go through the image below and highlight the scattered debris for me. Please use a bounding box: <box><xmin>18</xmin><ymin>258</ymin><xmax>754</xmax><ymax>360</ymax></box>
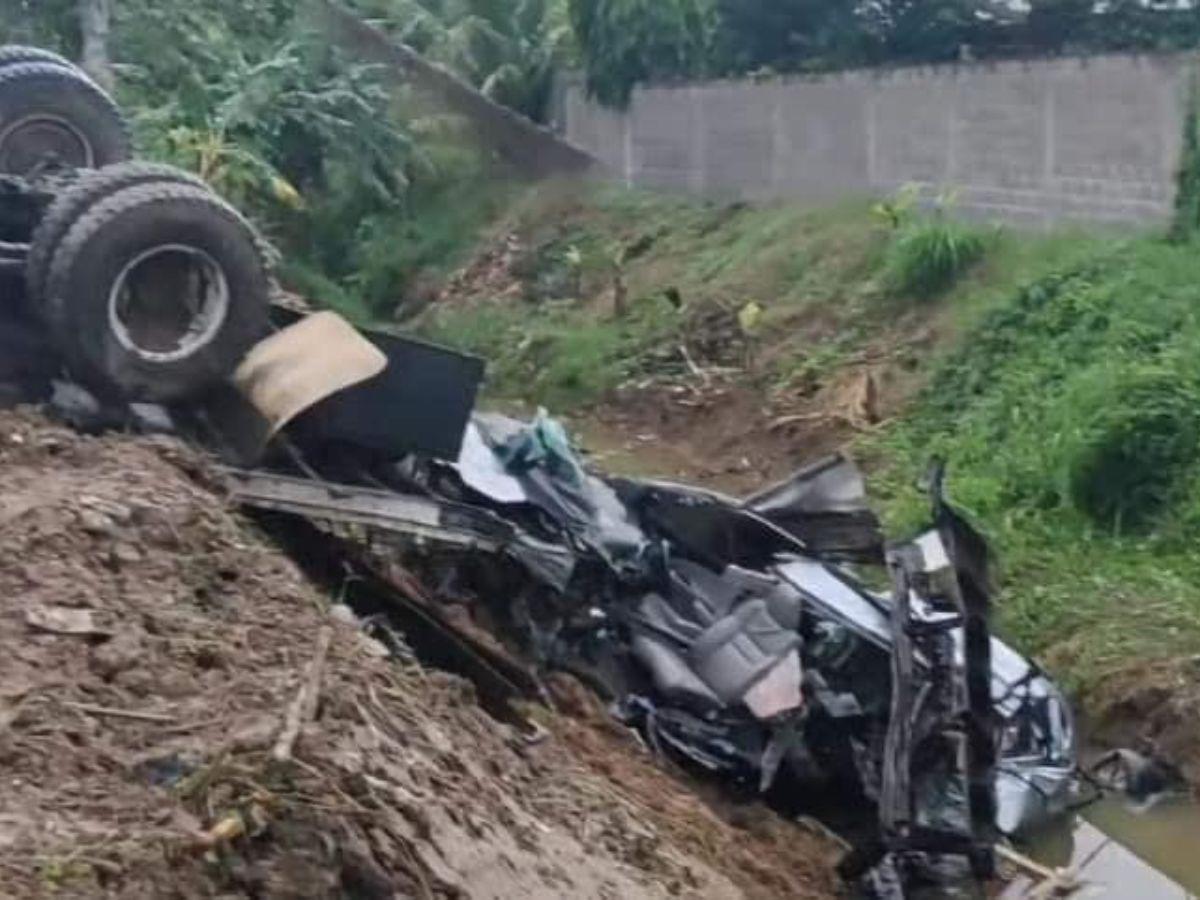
<box><xmin>62</xmin><ymin>702</ymin><xmax>177</xmax><ymax>724</ymax></box>
<box><xmin>272</xmin><ymin>625</ymin><xmax>333</xmax><ymax>764</ymax></box>
<box><xmin>1089</xmin><ymin>748</ymin><xmax>1187</xmax><ymax>803</ymax></box>
<box><xmin>24</xmin><ymin>605</ymin><xmax>107</xmax><ymax>637</ymax></box>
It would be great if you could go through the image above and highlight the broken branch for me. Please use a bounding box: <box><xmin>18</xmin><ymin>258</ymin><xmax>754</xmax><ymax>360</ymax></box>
<box><xmin>996</xmin><ymin>843</ymin><xmax>1079</xmax><ymax>896</ymax></box>
<box><xmin>678</xmin><ymin>344</ymin><xmax>711</xmax><ymax>388</ymax></box>
<box><xmin>272</xmin><ymin>626</ymin><xmax>333</xmax><ymax>764</ymax></box>
<box><xmin>767</xmin><ymin>412</ymin><xmax>828</xmax><ymax>431</ymax></box>
<box><xmin>64</xmin><ymin>702</ymin><xmax>177</xmax><ymax>724</ymax></box>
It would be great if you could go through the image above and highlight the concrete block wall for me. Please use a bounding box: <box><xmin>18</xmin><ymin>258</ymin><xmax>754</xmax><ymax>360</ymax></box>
<box><xmin>563</xmin><ymin>54</ymin><xmax>1190</xmax><ymax>228</ymax></box>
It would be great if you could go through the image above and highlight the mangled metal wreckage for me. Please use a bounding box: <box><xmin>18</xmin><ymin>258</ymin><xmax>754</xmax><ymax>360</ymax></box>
<box><xmin>223</xmin><ymin>408</ymin><xmax>1078</xmax><ymax>894</ymax></box>
<box><xmin>0</xmin><ymin>41</ymin><xmax>1074</xmax><ymax>896</ymax></box>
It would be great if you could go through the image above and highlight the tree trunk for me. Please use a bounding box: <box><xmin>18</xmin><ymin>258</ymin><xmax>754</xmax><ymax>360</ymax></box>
<box><xmin>79</xmin><ymin>0</ymin><xmax>114</xmax><ymax>92</ymax></box>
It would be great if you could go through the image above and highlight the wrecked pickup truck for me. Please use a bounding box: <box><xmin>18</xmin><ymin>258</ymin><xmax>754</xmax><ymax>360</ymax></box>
<box><xmin>0</xmin><ymin>44</ymin><xmax>1077</xmax><ymax>898</ymax></box>
<box><xmin>229</xmin><ymin>415</ymin><xmax>1078</xmax><ymax>895</ymax></box>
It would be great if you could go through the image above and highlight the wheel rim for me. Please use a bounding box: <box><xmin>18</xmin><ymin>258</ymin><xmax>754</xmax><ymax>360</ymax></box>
<box><xmin>108</xmin><ymin>244</ymin><xmax>230</xmax><ymax>364</ymax></box>
<box><xmin>0</xmin><ymin>114</ymin><xmax>93</xmax><ymax>174</ymax></box>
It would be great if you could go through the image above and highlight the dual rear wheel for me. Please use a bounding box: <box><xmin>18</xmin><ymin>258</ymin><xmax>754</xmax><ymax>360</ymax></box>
<box><xmin>0</xmin><ymin>50</ymin><xmax>129</xmax><ymax>176</ymax></box>
<box><xmin>0</xmin><ymin>45</ymin><xmax>271</xmax><ymax>404</ymax></box>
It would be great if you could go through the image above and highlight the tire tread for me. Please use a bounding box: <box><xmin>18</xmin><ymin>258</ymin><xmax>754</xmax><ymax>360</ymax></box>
<box><xmin>27</xmin><ymin>162</ymin><xmax>208</xmax><ymax>309</ymax></box>
<box><xmin>0</xmin><ymin>61</ymin><xmax>130</xmax><ymax>171</ymax></box>
<box><xmin>47</xmin><ymin>181</ymin><xmax>269</xmax><ymax>400</ymax></box>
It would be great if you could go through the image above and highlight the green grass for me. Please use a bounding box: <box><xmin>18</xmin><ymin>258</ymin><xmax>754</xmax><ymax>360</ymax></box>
<box><xmin>421</xmin><ymin>188</ymin><xmax>904</xmax><ymax>407</ymax></box>
<box><xmin>418</xmin><ymin>180</ymin><xmax>1200</xmax><ymax>696</ymax></box>
<box><xmin>869</xmin><ymin>236</ymin><xmax>1200</xmax><ymax>685</ymax></box>
<box><xmin>421</xmin><ymin>184</ymin><xmax>1112</xmax><ymax>413</ymax></box>
<box><xmin>279</xmin><ymin>162</ymin><xmax>520</xmax><ymax>321</ymax></box>
<box><xmin>422</xmin><ymin>293</ymin><xmax>685</xmax><ymax>407</ymax></box>
<box><xmin>354</xmin><ymin>174</ymin><xmax>521</xmax><ymax>312</ymax></box>
<box><xmin>882</xmin><ymin>218</ymin><xmax>990</xmax><ymax>298</ymax></box>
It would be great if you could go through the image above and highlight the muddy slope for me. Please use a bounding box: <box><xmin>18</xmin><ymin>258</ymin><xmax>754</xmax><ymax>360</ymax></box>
<box><xmin>0</xmin><ymin>410</ymin><xmax>838</xmax><ymax>899</ymax></box>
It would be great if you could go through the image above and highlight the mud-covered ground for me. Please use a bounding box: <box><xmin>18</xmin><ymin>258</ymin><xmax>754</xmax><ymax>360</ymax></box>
<box><xmin>0</xmin><ymin>410</ymin><xmax>840</xmax><ymax>899</ymax></box>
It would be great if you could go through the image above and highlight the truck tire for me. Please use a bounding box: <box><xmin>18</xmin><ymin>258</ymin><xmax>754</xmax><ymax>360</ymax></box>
<box><xmin>0</xmin><ymin>62</ymin><xmax>130</xmax><ymax>176</ymax></box>
<box><xmin>27</xmin><ymin>162</ymin><xmax>209</xmax><ymax>317</ymax></box>
<box><xmin>46</xmin><ymin>182</ymin><xmax>270</xmax><ymax>403</ymax></box>
<box><xmin>0</xmin><ymin>46</ymin><xmax>81</xmax><ymax>73</ymax></box>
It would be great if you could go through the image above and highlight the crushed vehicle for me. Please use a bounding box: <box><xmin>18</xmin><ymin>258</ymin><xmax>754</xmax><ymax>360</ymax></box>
<box><xmin>0</xmin><ymin>44</ymin><xmax>1078</xmax><ymax>898</ymax></box>
<box><xmin>224</xmin><ymin>414</ymin><xmax>1078</xmax><ymax>896</ymax></box>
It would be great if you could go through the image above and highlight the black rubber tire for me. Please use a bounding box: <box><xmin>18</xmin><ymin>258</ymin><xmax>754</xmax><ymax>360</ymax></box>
<box><xmin>0</xmin><ymin>46</ymin><xmax>81</xmax><ymax>74</ymax></box>
<box><xmin>0</xmin><ymin>62</ymin><xmax>130</xmax><ymax>175</ymax></box>
<box><xmin>46</xmin><ymin>182</ymin><xmax>270</xmax><ymax>403</ymax></box>
<box><xmin>26</xmin><ymin>162</ymin><xmax>209</xmax><ymax>318</ymax></box>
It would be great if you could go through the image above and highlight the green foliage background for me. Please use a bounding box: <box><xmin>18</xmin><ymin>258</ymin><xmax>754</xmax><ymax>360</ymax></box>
<box><xmin>569</xmin><ymin>0</ymin><xmax>1200</xmax><ymax>107</ymax></box>
<box><xmin>567</xmin><ymin>0</ymin><xmax>714</xmax><ymax>106</ymax></box>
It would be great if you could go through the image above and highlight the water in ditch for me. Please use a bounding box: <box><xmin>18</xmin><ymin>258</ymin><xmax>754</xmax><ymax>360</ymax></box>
<box><xmin>1023</xmin><ymin>793</ymin><xmax>1200</xmax><ymax>897</ymax></box>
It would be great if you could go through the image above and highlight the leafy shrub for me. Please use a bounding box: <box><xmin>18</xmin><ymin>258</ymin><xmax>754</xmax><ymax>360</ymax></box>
<box><xmin>277</xmin><ymin>259</ymin><xmax>373</xmax><ymax>325</ymax></box>
<box><xmin>883</xmin><ymin>217</ymin><xmax>987</xmax><ymax>298</ymax></box>
<box><xmin>871</xmin><ymin>183</ymin><xmax>920</xmax><ymax>230</ymax></box>
<box><xmin>346</xmin><ymin>0</ymin><xmax>574</xmax><ymax>122</ymax></box>
<box><xmin>568</xmin><ymin>0</ymin><xmax>714</xmax><ymax>107</ymax></box>
<box><xmin>882</xmin><ymin>245</ymin><xmax>1200</xmax><ymax>526</ymax></box>
<box><xmin>1065</xmin><ymin>367</ymin><xmax>1200</xmax><ymax>532</ymax></box>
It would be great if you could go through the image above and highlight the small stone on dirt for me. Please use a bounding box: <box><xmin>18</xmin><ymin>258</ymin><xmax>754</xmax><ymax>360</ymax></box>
<box><xmin>111</xmin><ymin>543</ymin><xmax>144</xmax><ymax>566</ymax></box>
<box><xmin>329</xmin><ymin>604</ymin><xmax>359</xmax><ymax>627</ymax></box>
<box><xmin>358</xmin><ymin>635</ymin><xmax>391</xmax><ymax>659</ymax></box>
<box><xmin>78</xmin><ymin>509</ymin><xmax>117</xmax><ymax>536</ymax></box>
<box><xmin>79</xmin><ymin>494</ymin><xmax>133</xmax><ymax>525</ymax></box>
<box><xmin>90</xmin><ymin>632</ymin><xmax>143</xmax><ymax>680</ymax></box>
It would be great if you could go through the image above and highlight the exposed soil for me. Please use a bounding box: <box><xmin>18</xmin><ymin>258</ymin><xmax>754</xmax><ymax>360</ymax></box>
<box><xmin>1072</xmin><ymin>657</ymin><xmax>1200</xmax><ymax>790</ymax></box>
<box><xmin>572</xmin><ymin>371</ymin><xmax>895</xmax><ymax>497</ymax></box>
<box><xmin>537</xmin><ymin>676</ymin><xmax>841</xmax><ymax>900</ymax></box>
<box><xmin>0</xmin><ymin>409</ymin><xmax>841</xmax><ymax>899</ymax></box>
<box><xmin>430</xmin><ymin>193</ymin><xmax>938</xmax><ymax>498</ymax></box>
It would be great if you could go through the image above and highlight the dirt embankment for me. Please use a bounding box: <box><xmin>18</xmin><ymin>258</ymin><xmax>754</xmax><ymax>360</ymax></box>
<box><xmin>1068</xmin><ymin>658</ymin><xmax>1200</xmax><ymax>788</ymax></box>
<box><xmin>0</xmin><ymin>410</ymin><xmax>840</xmax><ymax>899</ymax></box>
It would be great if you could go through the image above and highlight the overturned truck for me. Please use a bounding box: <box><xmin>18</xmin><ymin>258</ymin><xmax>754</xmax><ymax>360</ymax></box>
<box><xmin>0</xmin><ymin>45</ymin><xmax>1077</xmax><ymax>897</ymax></box>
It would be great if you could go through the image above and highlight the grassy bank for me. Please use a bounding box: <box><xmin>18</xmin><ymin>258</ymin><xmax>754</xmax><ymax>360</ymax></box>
<box><xmin>423</xmin><ymin>187</ymin><xmax>1094</xmax><ymax>403</ymax></box>
<box><xmin>415</xmin><ymin>182</ymin><xmax>1200</xmax><ymax>696</ymax></box>
<box><xmin>872</xmin><ymin>240</ymin><xmax>1200</xmax><ymax>687</ymax></box>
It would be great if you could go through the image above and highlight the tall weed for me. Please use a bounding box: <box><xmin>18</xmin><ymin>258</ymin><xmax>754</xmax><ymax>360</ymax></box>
<box><xmin>871</xmin><ymin>239</ymin><xmax>1200</xmax><ymax>671</ymax></box>
<box><xmin>1062</xmin><ymin>363</ymin><xmax>1200</xmax><ymax>532</ymax></box>
<box><xmin>883</xmin><ymin>217</ymin><xmax>987</xmax><ymax>298</ymax></box>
